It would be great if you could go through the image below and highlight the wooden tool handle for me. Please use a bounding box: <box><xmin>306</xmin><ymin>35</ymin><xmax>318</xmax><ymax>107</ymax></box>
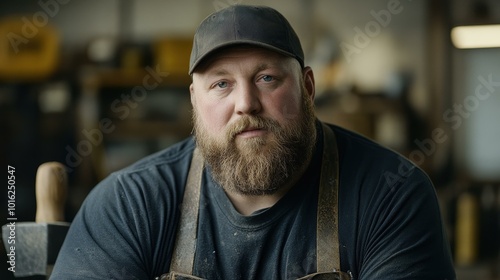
<box><xmin>35</xmin><ymin>162</ymin><xmax>67</xmax><ymax>223</ymax></box>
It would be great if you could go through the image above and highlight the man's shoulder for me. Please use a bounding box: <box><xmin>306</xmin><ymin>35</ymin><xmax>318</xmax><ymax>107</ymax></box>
<box><xmin>84</xmin><ymin>137</ymin><xmax>196</xmax><ymax>212</ymax></box>
<box><xmin>89</xmin><ymin>137</ymin><xmax>196</xmax><ymax>197</ymax></box>
<box><xmin>117</xmin><ymin>136</ymin><xmax>196</xmax><ymax>176</ymax></box>
<box><xmin>323</xmin><ymin>122</ymin><xmax>427</xmax><ymax>182</ymax></box>
<box><xmin>325</xmin><ymin>122</ymin><xmax>398</xmax><ymax>158</ymax></box>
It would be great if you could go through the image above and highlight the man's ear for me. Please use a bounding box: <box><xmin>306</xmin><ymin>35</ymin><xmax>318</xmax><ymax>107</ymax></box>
<box><xmin>302</xmin><ymin>66</ymin><xmax>315</xmax><ymax>102</ymax></box>
<box><xmin>189</xmin><ymin>83</ymin><xmax>196</xmax><ymax>107</ymax></box>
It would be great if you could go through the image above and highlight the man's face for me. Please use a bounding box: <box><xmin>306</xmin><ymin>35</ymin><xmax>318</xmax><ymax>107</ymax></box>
<box><xmin>190</xmin><ymin>46</ymin><xmax>316</xmax><ymax>195</ymax></box>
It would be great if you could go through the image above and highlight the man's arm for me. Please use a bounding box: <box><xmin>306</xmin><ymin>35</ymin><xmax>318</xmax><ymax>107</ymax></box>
<box><xmin>51</xmin><ymin>172</ymin><xmax>175</xmax><ymax>279</ymax></box>
<box><xmin>356</xmin><ymin>167</ymin><xmax>455</xmax><ymax>280</ymax></box>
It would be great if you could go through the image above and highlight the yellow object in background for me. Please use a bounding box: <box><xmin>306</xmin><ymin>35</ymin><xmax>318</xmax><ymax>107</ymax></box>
<box><xmin>455</xmin><ymin>192</ymin><xmax>479</xmax><ymax>266</ymax></box>
<box><xmin>0</xmin><ymin>15</ymin><xmax>59</xmax><ymax>81</ymax></box>
<box><xmin>153</xmin><ymin>38</ymin><xmax>192</xmax><ymax>77</ymax></box>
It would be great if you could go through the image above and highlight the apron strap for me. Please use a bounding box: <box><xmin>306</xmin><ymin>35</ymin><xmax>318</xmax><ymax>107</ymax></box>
<box><xmin>168</xmin><ymin>122</ymin><xmax>341</xmax><ymax>276</ymax></box>
<box><xmin>317</xmin><ymin>123</ymin><xmax>341</xmax><ymax>272</ymax></box>
<box><xmin>169</xmin><ymin>148</ymin><xmax>204</xmax><ymax>274</ymax></box>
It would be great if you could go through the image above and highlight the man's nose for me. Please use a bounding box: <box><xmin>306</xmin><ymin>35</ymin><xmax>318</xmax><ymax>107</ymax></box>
<box><xmin>234</xmin><ymin>83</ymin><xmax>262</xmax><ymax>115</ymax></box>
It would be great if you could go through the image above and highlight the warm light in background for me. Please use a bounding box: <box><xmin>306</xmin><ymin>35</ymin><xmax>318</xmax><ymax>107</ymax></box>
<box><xmin>451</xmin><ymin>24</ymin><xmax>500</xmax><ymax>49</ymax></box>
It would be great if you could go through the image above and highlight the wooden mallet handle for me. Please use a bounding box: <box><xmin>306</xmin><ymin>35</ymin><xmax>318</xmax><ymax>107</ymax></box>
<box><xmin>35</xmin><ymin>162</ymin><xmax>67</xmax><ymax>223</ymax></box>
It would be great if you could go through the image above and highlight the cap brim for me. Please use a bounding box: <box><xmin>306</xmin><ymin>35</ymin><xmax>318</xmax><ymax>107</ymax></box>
<box><xmin>189</xmin><ymin>40</ymin><xmax>297</xmax><ymax>75</ymax></box>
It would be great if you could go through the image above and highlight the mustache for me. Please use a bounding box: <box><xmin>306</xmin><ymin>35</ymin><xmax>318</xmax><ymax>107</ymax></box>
<box><xmin>225</xmin><ymin>116</ymin><xmax>281</xmax><ymax>140</ymax></box>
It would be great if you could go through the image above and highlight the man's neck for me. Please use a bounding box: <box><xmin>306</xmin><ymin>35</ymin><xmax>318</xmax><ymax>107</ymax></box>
<box><xmin>224</xmin><ymin>186</ymin><xmax>291</xmax><ymax>216</ymax></box>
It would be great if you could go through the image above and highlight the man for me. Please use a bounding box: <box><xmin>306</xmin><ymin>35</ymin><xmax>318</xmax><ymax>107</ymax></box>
<box><xmin>52</xmin><ymin>5</ymin><xmax>456</xmax><ymax>280</ymax></box>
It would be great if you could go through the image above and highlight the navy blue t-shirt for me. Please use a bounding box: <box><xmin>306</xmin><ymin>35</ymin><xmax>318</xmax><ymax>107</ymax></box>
<box><xmin>51</xmin><ymin>122</ymin><xmax>456</xmax><ymax>279</ymax></box>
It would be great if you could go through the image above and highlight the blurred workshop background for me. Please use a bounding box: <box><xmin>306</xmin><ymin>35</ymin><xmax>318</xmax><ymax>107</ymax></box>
<box><xmin>0</xmin><ymin>0</ymin><xmax>499</xmax><ymax>279</ymax></box>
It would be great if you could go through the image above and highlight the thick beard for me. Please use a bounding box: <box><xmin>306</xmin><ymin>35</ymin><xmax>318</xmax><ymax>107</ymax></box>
<box><xmin>193</xmin><ymin>86</ymin><xmax>316</xmax><ymax>196</ymax></box>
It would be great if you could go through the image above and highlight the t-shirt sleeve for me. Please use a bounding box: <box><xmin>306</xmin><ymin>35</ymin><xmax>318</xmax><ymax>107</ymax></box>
<box><xmin>355</xmin><ymin>167</ymin><xmax>456</xmax><ymax>280</ymax></box>
<box><xmin>50</xmin><ymin>170</ymin><xmax>176</xmax><ymax>279</ymax></box>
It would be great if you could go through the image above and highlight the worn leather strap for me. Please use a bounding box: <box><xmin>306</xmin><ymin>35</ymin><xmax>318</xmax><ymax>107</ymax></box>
<box><xmin>169</xmin><ymin>148</ymin><xmax>204</xmax><ymax>275</ymax></box>
<box><xmin>296</xmin><ymin>271</ymin><xmax>351</xmax><ymax>280</ymax></box>
<box><xmin>317</xmin><ymin>123</ymin><xmax>341</xmax><ymax>272</ymax></box>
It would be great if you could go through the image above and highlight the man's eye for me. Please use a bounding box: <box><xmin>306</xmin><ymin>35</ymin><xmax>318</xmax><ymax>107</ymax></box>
<box><xmin>262</xmin><ymin>75</ymin><xmax>273</xmax><ymax>82</ymax></box>
<box><xmin>216</xmin><ymin>81</ymin><xmax>228</xmax><ymax>88</ymax></box>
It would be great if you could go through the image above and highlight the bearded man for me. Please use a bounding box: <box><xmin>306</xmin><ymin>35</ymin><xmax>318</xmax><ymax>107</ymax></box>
<box><xmin>52</xmin><ymin>5</ymin><xmax>456</xmax><ymax>280</ymax></box>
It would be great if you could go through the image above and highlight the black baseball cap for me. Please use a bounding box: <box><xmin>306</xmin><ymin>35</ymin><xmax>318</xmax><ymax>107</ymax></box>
<box><xmin>189</xmin><ymin>5</ymin><xmax>304</xmax><ymax>75</ymax></box>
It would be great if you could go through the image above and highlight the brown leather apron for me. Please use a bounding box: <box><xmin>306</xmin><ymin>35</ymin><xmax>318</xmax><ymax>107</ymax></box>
<box><xmin>157</xmin><ymin>123</ymin><xmax>352</xmax><ymax>280</ymax></box>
